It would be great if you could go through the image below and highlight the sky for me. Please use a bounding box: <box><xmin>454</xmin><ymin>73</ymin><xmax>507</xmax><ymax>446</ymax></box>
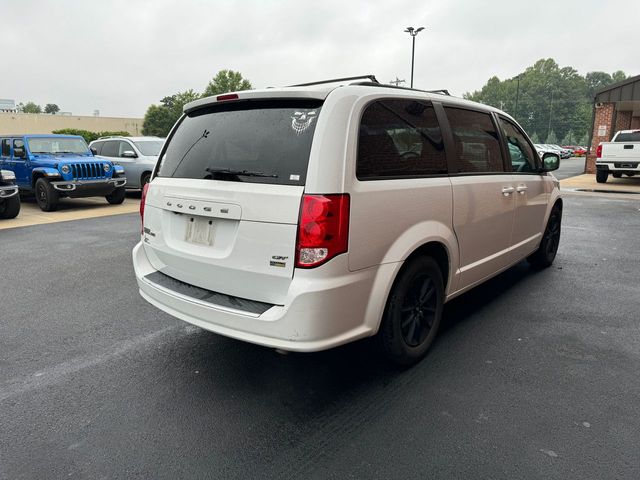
<box><xmin>2</xmin><ymin>0</ymin><xmax>639</xmax><ymax>118</ymax></box>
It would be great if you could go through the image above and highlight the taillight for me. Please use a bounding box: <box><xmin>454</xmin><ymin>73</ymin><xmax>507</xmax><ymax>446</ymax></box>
<box><xmin>140</xmin><ymin>182</ymin><xmax>149</xmax><ymax>234</ymax></box>
<box><xmin>296</xmin><ymin>194</ymin><xmax>350</xmax><ymax>268</ymax></box>
<box><xmin>596</xmin><ymin>144</ymin><xmax>602</xmax><ymax>158</ymax></box>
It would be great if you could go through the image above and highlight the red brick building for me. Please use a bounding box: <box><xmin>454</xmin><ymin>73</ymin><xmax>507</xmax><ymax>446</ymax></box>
<box><xmin>585</xmin><ymin>74</ymin><xmax>640</xmax><ymax>173</ymax></box>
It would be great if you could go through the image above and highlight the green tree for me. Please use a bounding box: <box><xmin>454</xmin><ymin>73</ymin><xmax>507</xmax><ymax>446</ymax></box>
<box><xmin>22</xmin><ymin>101</ymin><xmax>42</xmax><ymax>113</ymax></box>
<box><xmin>44</xmin><ymin>103</ymin><xmax>60</xmax><ymax>114</ymax></box>
<box><xmin>577</xmin><ymin>133</ymin><xmax>589</xmax><ymax>146</ymax></box>
<box><xmin>611</xmin><ymin>70</ymin><xmax>627</xmax><ymax>83</ymax></box>
<box><xmin>142</xmin><ymin>89</ymin><xmax>200</xmax><ymax>137</ymax></box>
<box><xmin>465</xmin><ymin>59</ymin><xmax>627</xmax><ymax>145</ymax></box>
<box><xmin>530</xmin><ymin>132</ymin><xmax>540</xmax><ymax>143</ymax></box>
<box><xmin>561</xmin><ymin>130</ymin><xmax>575</xmax><ymax>145</ymax></box>
<box><xmin>546</xmin><ymin>129</ymin><xmax>558</xmax><ymax>144</ymax></box>
<box><xmin>203</xmin><ymin>70</ymin><xmax>252</xmax><ymax>97</ymax></box>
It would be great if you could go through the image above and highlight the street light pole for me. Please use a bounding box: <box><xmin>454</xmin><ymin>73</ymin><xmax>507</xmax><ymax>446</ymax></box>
<box><xmin>514</xmin><ymin>74</ymin><xmax>521</xmax><ymax>119</ymax></box>
<box><xmin>404</xmin><ymin>26</ymin><xmax>425</xmax><ymax>88</ymax></box>
<box><xmin>548</xmin><ymin>90</ymin><xmax>555</xmax><ymax>139</ymax></box>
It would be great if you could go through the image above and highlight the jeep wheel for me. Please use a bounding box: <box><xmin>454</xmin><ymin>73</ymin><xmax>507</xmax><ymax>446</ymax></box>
<box><xmin>527</xmin><ymin>205</ymin><xmax>562</xmax><ymax>269</ymax></box>
<box><xmin>105</xmin><ymin>187</ymin><xmax>126</xmax><ymax>205</ymax></box>
<box><xmin>35</xmin><ymin>178</ymin><xmax>59</xmax><ymax>212</ymax></box>
<box><xmin>0</xmin><ymin>196</ymin><xmax>21</xmax><ymax>219</ymax></box>
<box><xmin>596</xmin><ymin>170</ymin><xmax>608</xmax><ymax>183</ymax></box>
<box><xmin>377</xmin><ymin>256</ymin><xmax>444</xmax><ymax>366</ymax></box>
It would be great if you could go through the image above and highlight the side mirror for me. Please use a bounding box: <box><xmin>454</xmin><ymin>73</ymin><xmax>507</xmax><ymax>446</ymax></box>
<box><xmin>542</xmin><ymin>152</ymin><xmax>560</xmax><ymax>172</ymax></box>
<box><xmin>122</xmin><ymin>150</ymin><xmax>137</xmax><ymax>158</ymax></box>
<box><xmin>90</xmin><ymin>147</ymin><xmax>98</xmax><ymax>155</ymax></box>
<box><xmin>14</xmin><ymin>147</ymin><xmax>26</xmax><ymax>159</ymax></box>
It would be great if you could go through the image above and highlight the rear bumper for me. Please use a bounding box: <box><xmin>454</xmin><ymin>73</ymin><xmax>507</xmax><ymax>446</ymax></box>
<box><xmin>596</xmin><ymin>161</ymin><xmax>640</xmax><ymax>174</ymax></box>
<box><xmin>0</xmin><ymin>184</ymin><xmax>19</xmax><ymax>198</ymax></box>
<box><xmin>133</xmin><ymin>241</ymin><xmax>394</xmax><ymax>352</ymax></box>
<box><xmin>51</xmin><ymin>177</ymin><xmax>127</xmax><ymax>196</ymax></box>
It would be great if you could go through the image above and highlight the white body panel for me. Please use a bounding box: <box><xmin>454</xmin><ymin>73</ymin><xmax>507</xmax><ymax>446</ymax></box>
<box><xmin>133</xmin><ymin>81</ymin><xmax>562</xmax><ymax>352</ymax></box>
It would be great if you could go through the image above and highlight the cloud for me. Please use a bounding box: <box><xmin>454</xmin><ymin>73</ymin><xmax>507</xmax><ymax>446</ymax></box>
<box><xmin>2</xmin><ymin>0</ymin><xmax>638</xmax><ymax>117</ymax></box>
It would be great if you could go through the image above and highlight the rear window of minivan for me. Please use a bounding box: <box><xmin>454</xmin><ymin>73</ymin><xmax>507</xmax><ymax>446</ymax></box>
<box><xmin>156</xmin><ymin>99</ymin><xmax>323</xmax><ymax>186</ymax></box>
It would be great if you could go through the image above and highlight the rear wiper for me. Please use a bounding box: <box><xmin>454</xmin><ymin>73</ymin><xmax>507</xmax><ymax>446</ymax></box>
<box><xmin>205</xmin><ymin>167</ymin><xmax>278</xmax><ymax>178</ymax></box>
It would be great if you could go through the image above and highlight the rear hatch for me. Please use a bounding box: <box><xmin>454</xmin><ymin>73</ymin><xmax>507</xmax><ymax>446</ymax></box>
<box><xmin>142</xmin><ymin>98</ymin><xmax>323</xmax><ymax>305</ymax></box>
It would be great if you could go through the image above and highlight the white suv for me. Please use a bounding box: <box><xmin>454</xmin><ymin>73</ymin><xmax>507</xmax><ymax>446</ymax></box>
<box><xmin>133</xmin><ymin>76</ymin><xmax>562</xmax><ymax>365</ymax></box>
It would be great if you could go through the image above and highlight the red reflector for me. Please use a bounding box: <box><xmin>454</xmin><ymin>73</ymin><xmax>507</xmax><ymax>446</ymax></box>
<box><xmin>140</xmin><ymin>182</ymin><xmax>149</xmax><ymax>234</ymax></box>
<box><xmin>217</xmin><ymin>94</ymin><xmax>239</xmax><ymax>102</ymax></box>
<box><xmin>596</xmin><ymin>144</ymin><xmax>602</xmax><ymax>158</ymax></box>
<box><xmin>296</xmin><ymin>194</ymin><xmax>350</xmax><ymax>268</ymax></box>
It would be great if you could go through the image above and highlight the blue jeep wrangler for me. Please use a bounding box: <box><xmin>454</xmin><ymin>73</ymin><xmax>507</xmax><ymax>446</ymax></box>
<box><xmin>0</xmin><ymin>134</ymin><xmax>126</xmax><ymax>212</ymax></box>
<box><xmin>0</xmin><ymin>168</ymin><xmax>20</xmax><ymax>219</ymax></box>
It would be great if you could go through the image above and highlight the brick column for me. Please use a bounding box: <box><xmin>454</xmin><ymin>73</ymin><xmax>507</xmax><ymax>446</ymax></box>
<box><xmin>615</xmin><ymin>111</ymin><xmax>632</xmax><ymax>132</ymax></box>
<box><xmin>585</xmin><ymin>102</ymin><xmax>615</xmax><ymax>174</ymax></box>
<box><xmin>631</xmin><ymin>116</ymin><xmax>640</xmax><ymax>129</ymax></box>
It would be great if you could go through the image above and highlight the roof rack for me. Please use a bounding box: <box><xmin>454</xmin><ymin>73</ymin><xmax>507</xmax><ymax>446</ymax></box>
<box><xmin>288</xmin><ymin>75</ymin><xmax>380</xmax><ymax>87</ymax></box>
<box><xmin>353</xmin><ymin>81</ymin><xmax>451</xmax><ymax>96</ymax></box>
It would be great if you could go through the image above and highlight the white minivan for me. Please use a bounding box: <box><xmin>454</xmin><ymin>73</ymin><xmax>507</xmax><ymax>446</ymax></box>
<box><xmin>133</xmin><ymin>76</ymin><xmax>562</xmax><ymax>365</ymax></box>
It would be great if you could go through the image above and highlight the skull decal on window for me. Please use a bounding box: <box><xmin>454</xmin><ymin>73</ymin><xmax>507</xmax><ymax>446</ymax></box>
<box><xmin>291</xmin><ymin>110</ymin><xmax>317</xmax><ymax>135</ymax></box>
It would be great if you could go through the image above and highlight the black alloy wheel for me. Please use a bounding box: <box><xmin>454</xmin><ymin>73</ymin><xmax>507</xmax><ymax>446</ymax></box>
<box><xmin>377</xmin><ymin>256</ymin><xmax>444</xmax><ymax>366</ymax></box>
<box><xmin>399</xmin><ymin>274</ymin><xmax>438</xmax><ymax>347</ymax></box>
<box><xmin>34</xmin><ymin>178</ymin><xmax>59</xmax><ymax>212</ymax></box>
<box><xmin>528</xmin><ymin>205</ymin><xmax>562</xmax><ymax>268</ymax></box>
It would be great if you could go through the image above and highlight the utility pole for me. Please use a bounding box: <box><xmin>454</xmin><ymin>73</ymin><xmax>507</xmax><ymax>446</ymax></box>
<box><xmin>389</xmin><ymin>77</ymin><xmax>406</xmax><ymax>86</ymax></box>
<box><xmin>404</xmin><ymin>26</ymin><xmax>425</xmax><ymax>88</ymax></box>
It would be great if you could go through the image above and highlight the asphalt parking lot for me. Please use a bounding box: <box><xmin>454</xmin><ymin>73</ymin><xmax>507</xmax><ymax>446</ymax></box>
<box><xmin>1</xmin><ymin>189</ymin><xmax>639</xmax><ymax>479</ymax></box>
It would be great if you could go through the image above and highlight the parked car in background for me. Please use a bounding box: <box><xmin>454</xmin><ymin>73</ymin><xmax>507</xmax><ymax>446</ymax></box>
<box><xmin>534</xmin><ymin>144</ymin><xmax>557</xmax><ymax>158</ymax></box>
<box><xmin>0</xmin><ymin>168</ymin><xmax>20</xmax><ymax>219</ymax></box>
<box><xmin>133</xmin><ymin>76</ymin><xmax>562</xmax><ymax>366</ymax></box>
<box><xmin>562</xmin><ymin>145</ymin><xmax>586</xmax><ymax>156</ymax></box>
<box><xmin>595</xmin><ymin>129</ymin><xmax>640</xmax><ymax>183</ymax></box>
<box><xmin>0</xmin><ymin>134</ymin><xmax>126</xmax><ymax>211</ymax></box>
<box><xmin>90</xmin><ymin>136</ymin><xmax>164</xmax><ymax>190</ymax></box>
<box><xmin>543</xmin><ymin>144</ymin><xmax>571</xmax><ymax>159</ymax></box>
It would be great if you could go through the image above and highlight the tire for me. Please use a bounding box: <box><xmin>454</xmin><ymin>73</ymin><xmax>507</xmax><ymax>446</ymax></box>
<box><xmin>377</xmin><ymin>256</ymin><xmax>444</xmax><ymax>366</ymax></box>
<box><xmin>140</xmin><ymin>172</ymin><xmax>151</xmax><ymax>189</ymax></box>
<box><xmin>105</xmin><ymin>187</ymin><xmax>126</xmax><ymax>205</ymax></box>
<box><xmin>35</xmin><ymin>178</ymin><xmax>59</xmax><ymax>212</ymax></box>
<box><xmin>595</xmin><ymin>170</ymin><xmax>608</xmax><ymax>183</ymax></box>
<box><xmin>612</xmin><ymin>172</ymin><xmax>622</xmax><ymax>178</ymax></box>
<box><xmin>0</xmin><ymin>195</ymin><xmax>20</xmax><ymax>219</ymax></box>
<box><xmin>527</xmin><ymin>205</ymin><xmax>562</xmax><ymax>269</ymax></box>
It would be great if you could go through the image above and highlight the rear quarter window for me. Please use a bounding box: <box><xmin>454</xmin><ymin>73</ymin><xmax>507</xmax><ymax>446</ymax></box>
<box><xmin>357</xmin><ymin>99</ymin><xmax>446</xmax><ymax>179</ymax></box>
<box><xmin>156</xmin><ymin>100</ymin><xmax>323</xmax><ymax>186</ymax></box>
<box><xmin>614</xmin><ymin>131</ymin><xmax>640</xmax><ymax>142</ymax></box>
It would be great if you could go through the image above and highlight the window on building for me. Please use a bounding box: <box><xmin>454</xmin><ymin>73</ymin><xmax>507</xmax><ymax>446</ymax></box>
<box><xmin>357</xmin><ymin>99</ymin><xmax>447</xmax><ymax>179</ymax></box>
<box><xmin>444</xmin><ymin>107</ymin><xmax>505</xmax><ymax>173</ymax></box>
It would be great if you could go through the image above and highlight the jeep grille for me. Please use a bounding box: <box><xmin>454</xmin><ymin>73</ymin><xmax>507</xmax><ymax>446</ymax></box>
<box><xmin>70</xmin><ymin>162</ymin><xmax>108</xmax><ymax>180</ymax></box>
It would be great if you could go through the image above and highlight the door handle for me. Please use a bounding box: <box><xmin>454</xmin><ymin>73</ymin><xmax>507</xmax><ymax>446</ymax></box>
<box><xmin>501</xmin><ymin>186</ymin><xmax>515</xmax><ymax>196</ymax></box>
<box><xmin>516</xmin><ymin>185</ymin><xmax>528</xmax><ymax>194</ymax></box>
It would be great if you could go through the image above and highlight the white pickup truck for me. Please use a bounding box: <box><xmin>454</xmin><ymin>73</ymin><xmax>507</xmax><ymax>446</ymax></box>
<box><xmin>595</xmin><ymin>129</ymin><xmax>640</xmax><ymax>183</ymax></box>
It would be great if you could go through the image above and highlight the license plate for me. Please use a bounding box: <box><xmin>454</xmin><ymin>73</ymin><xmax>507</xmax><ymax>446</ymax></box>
<box><xmin>185</xmin><ymin>217</ymin><xmax>215</xmax><ymax>246</ymax></box>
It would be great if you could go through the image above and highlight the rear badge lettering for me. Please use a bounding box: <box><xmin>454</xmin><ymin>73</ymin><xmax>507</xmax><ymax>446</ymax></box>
<box><xmin>270</xmin><ymin>255</ymin><xmax>288</xmax><ymax>268</ymax></box>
